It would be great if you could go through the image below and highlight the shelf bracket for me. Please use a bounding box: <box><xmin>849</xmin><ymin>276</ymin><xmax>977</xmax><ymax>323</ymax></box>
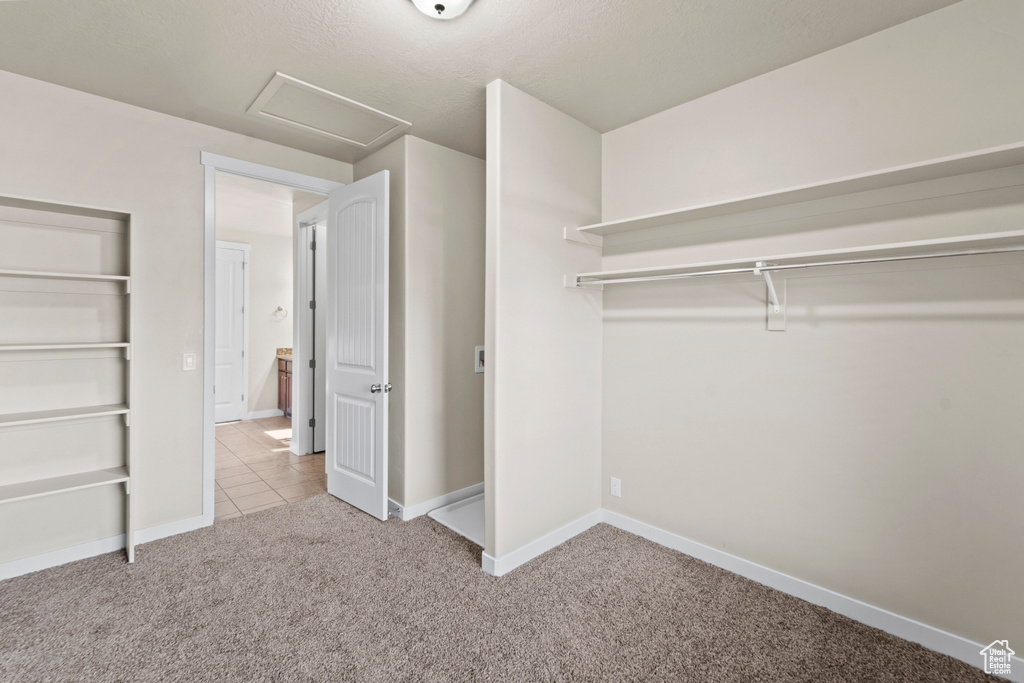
<box><xmin>755</xmin><ymin>262</ymin><xmax>786</xmax><ymax>332</ymax></box>
<box><xmin>124</xmin><ymin>478</ymin><xmax>131</xmax><ymax>495</ymax></box>
<box><xmin>123</xmin><ymin>413</ymin><xmax>131</xmax><ymax>427</ymax></box>
<box><xmin>754</xmin><ymin>262</ymin><xmax>779</xmax><ymax>313</ymax></box>
<box><xmin>563</xmin><ymin>227</ymin><xmax>603</xmax><ymax>248</ymax></box>
<box><xmin>124</xmin><ymin>280</ymin><xmax>131</xmax><ymax>295</ymax></box>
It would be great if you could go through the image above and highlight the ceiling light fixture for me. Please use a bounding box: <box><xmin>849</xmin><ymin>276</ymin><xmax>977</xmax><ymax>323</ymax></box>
<box><xmin>409</xmin><ymin>0</ymin><xmax>475</xmax><ymax>20</ymax></box>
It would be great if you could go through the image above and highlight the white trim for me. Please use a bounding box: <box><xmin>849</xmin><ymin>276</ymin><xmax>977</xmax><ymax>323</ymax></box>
<box><xmin>292</xmin><ymin>201</ymin><xmax>329</xmax><ymax>457</ymax></box>
<box><xmin>601</xmin><ymin>510</ymin><xmax>1024</xmax><ymax>681</ymax></box>
<box><xmin>201</xmin><ymin>153</ymin><xmax>342</xmax><ymax>527</ymax></box>
<box><xmin>200</xmin><ymin>152</ymin><xmax>344</xmax><ymax>195</ymax></box>
<box><xmin>246</xmin><ymin>409</ymin><xmax>284</xmax><ymax>420</ymax></box>
<box><xmin>0</xmin><ymin>535</ymin><xmax>125</xmax><ymax>581</ymax></box>
<box><xmin>389</xmin><ymin>482</ymin><xmax>484</xmax><ymax>522</ymax></box>
<box><xmin>481</xmin><ymin>509</ymin><xmax>603</xmax><ymax>577</ymax></box>
<box><xmin>0</xmin><ymin>514</ymin><xmax>209</xmax><ymax>581</ymax></box>
<box><xmin>203</xmin><ymin>164</ymin><xmax>218</xmax><ymax>528</ymax></box>
<box><xmin>134</xmin><ymin>513</ymin><xmax>208</xmax><ymax>544</ymax></box>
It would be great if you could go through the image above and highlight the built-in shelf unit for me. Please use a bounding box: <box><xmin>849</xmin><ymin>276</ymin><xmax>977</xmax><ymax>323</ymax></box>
<box><xmin>564</xmin><ymin>142</ymin><xmax>1024</xmax><ymax>335</ymax></box>
<box><xmin>567</xmin><ymin>143</ymin><xmax>1024</xmax><ymax>300</ymax></box>
<box><xmin>0</xmin><ymin>195</ymin><xmax>135</xmax><ymax>563</ymax></box>
<box><xmin>569</xmin><ymin>141</ymin><xmax>1024</xmax><ymax>241</ymax></box>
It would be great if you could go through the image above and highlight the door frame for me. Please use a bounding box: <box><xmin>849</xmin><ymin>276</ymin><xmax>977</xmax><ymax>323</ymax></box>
<box><xmin>200</xmin><ymin>152</ymin><xmax>343</xmax><ymax>525</ymax></box>
<box><xmin>214</xmin><ymin>240</ymin><xmax>251</xmax><ymax>423</ymax></box>
<box><xmin>291</xmin><ymin>201</ymin><xmax>329</xmax><ymax>456</ymax></box>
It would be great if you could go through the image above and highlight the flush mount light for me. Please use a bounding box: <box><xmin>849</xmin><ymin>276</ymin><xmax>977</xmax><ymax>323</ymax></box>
<box><xmin>409</xmin><ymin>0</ymin><xmax>475</xmax><ymax>20</ymax></box>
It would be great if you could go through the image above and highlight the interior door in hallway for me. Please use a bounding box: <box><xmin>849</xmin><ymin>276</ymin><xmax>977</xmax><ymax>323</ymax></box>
<box><xmin>325</xmin><ymin>171</ymin><xmax>390</xmax><ymax>520</ymax></box>
<box><xmin>214</xmin><ymin>242</ymin><xmax>249</xmax><ymax>423</ymax></box>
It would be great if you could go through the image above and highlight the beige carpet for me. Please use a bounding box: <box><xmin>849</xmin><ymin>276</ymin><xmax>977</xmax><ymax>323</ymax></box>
<box><xmin>0</xmin><ymin>494</ymin><xmax>997</xmax><ymax>682</ymax></box>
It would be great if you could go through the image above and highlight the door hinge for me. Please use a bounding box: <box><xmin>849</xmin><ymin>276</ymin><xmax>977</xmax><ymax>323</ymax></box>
<box><xmin>310</xmin><ymin>240</ymin><xmax>317</xmax><ymax>251</ymax></box>
<box><xmin>309</xmin><ymin>300</ymin><xmax>316</xmax><ymax>310</ymax></box>
<box><xmin>309</xmin><ymin>359</ymin><xmax>316</xmax><ymax>369</ymax></box>
<box><xmin>241</xmin><ymin>349</ymin><xmax>245</xmax><ymax>358</ymax></box>
<box><xmin>241</xmin><ymin>394</ymin><xmax>245</xmax><ymax>401</ymax></box>
<box><xmin>242</xmin><ymin>262</ymin><xmax>246</xmax><ymax>270</ymax></box>
<box><xmin>309</xmin><ymin>418</ymin><xmax>316</xmax><ymax>428</ymax></box>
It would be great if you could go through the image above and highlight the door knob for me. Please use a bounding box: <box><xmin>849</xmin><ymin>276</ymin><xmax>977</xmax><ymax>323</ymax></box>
<box><xmin>370</xmin><ymin>384</ymin><xmax>381</xmax><ymax>394</ymax></box>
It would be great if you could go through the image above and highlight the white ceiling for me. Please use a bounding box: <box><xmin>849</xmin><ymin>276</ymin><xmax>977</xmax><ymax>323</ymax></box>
<box><xmin>0</xmin><ymin>0</ymin><xmax>958</xmax><ymax>163</ymax></box>
<box><xmin>216</xmin><ymin>172</ymin><xmax>323</xmax><ymax>236</ymax></box>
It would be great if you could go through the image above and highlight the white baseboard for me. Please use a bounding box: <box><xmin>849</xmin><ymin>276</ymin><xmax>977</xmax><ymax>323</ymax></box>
<box><xmin>246</xmin><ymin>409</ymin><xmax>284</xmax><ymax>420</ymax></box>
<box><xmin>0</xmin><ymin>535</ymin><xmax>127</xmax><ymax>581</ymax></box>
<box><xmin>0</xmin><ymin>513</ymin><xmax>211</xmax><ymax>581</ymax></box>
<box><xmin>482</xmin><ymin>509</ymin><xmax>604</xmax><ymax>577</ymax></box>
<box><xmin>134</xmin><ymin>513</ymin><xmax>209</xmax><ymax>544</ymax></box>
<box><xmin>601</xmin><ymin>510</ymin><xmax>1023</xmax><ymax>682</ymax></box>
<box><xmin>389</xmin><ymin>482</ymin><xmax>484</xmax><ymax>522</ymax></box>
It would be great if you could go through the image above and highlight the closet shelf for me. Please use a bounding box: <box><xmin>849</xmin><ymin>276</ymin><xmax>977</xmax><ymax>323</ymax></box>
<box><xmin>571</xmin><ymin>141</ymin><xmax>1024</xmax><ymax>238</ymax></box>
<box><xmin>0</xmin><ymin>467</ymin><xmax>129</xmax><ymax>505</ymax></box>
<box><xmin>0</xmin><ymin>342</ymin><xmax>130</xmax><ymax>351</ymax></box>
<box><xmin>572</xmin><ymin>230</ymin><xmax>1024</xmax><ymax>286</ymax></box>
<box><xmin>0</xmin><ymin>404</ymin><xmax>130</xmax><ymax>428</ymax></box>
<box><xmin>0</xmin><ymin>269</ymin><xmax>129</xmax><ymax>282</ymax></box>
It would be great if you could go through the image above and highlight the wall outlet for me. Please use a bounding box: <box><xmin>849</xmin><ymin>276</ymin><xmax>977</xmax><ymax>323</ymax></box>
<box><xmin>610</xmin><ymin>477</ymin><xmax>621</xmax><ymax>498</ymax></box>
<box><xmin>182</xmin><ymin>353</ymin><xmax>197</xmax><ymax>371</ymax></box>
<box><xmin>474</xmin><ymin>346</ymin><xmax>485</xmax><ymax>373</ymax></box>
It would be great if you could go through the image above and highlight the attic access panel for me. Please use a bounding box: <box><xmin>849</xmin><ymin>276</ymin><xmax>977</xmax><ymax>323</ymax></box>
<box><xmin>247</xmin><ymin>73</ymin><xmax>411</xmax><ymax>150</ymax></box>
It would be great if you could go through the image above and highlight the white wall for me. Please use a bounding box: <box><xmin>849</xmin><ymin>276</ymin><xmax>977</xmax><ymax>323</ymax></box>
<box><xmin>600</xmin><ymin>0</ymin><xmax>1024</xmax><ymax>649</ymax></box>
<box><xmin>215</xmin><ymin>228</ymin><xmax>293</xmax><ymax>416</ymax></box>
<box><xmin>484</xmin><ymin>81</ymin><xmax>603</xmax><ymax>558</ymax></box>
<box><xmin>355</xmin><ymin>135</ymin><xmax>486</xmax><ymax>509</ymax></box>
<box><xmin>0</xmin><ymin>69</ymin><xmax>351</xmax><ymax>563</ymax></box>
<box><xmin>403</xmin><ymin>136</ymin><xmax>485</xmax><ymax>507</ymax></box>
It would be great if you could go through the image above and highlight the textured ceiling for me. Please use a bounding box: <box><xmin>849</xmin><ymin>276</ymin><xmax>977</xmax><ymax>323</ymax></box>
<box><xmin>0</xmin><ymin>0</ymin><xmax>958</xmax><ymax>163</ymax></box>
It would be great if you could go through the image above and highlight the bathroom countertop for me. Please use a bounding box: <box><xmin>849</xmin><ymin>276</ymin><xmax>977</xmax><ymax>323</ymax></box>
<box><xmin>277</xmin><ymin>347</ymin><xmax>293</xmax><ymax>361</ymax></box>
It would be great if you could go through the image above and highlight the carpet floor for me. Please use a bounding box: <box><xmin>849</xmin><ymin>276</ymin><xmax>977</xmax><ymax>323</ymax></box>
<box><xmin>0</xmin><ymin>494</ymin><xmax>997</xmax><ymax>682</ymax></box>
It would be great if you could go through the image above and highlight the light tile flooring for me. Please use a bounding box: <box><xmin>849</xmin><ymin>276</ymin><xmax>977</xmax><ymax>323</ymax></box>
<box><xmin>214</xmin><ymin>416</ymin><xmax>326</xmax><ymax>522</ymax></box>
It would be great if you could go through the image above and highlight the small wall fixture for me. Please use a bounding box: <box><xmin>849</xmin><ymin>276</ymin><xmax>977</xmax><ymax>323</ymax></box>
<box><xmin>410</xmin><ymin>0</ymin><xmax>475</xmax><ymax>19</ymax></box>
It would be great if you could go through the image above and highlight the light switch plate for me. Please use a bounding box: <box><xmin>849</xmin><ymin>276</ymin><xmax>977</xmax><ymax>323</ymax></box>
<box><xmin>183</xmin><ymin>353</ymin><xmax>197</xmax><ymax>371</ymax></box>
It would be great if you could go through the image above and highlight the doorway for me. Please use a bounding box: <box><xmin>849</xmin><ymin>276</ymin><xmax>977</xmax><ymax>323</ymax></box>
<box><xmin>201</xmin><ymin>153</ymin><xmax>343</xmax><ymax>524</ymax></box>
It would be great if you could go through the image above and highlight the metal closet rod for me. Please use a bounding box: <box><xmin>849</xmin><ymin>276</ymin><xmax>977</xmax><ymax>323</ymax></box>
<box><xmin>576</xmin><ymin>244</ymin><xmax>1024</xmax><ymax>287</ymax></box>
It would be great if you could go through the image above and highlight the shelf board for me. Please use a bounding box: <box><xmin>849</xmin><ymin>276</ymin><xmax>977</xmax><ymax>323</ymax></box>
<box><xmin>0</xmin><ymin>342</ymin><xmax>129</xmax><ymax>351</ymax></box>
<box><xmin>0</xmin><ymin>404</ymin><xmax>129</xmax><ymax>428</ymax></box>
<box><xmin>575</xmin><ymin>141</ymin><xmax>1024</xmax><ymax>237</ymax></box>
<box><xmin>577</xmin><ymin>230</ymin><xmax>1024</xmax><ymax>282</ymax></box>
<box><xmin>0</xmin><ymin>269</ymin><xmax>129</xmax><ymax>282</ymax></box>
<box><xmin>0</xmin><ymin>467</ymin><xmax>129</xmax><ymax>505</ymax></box>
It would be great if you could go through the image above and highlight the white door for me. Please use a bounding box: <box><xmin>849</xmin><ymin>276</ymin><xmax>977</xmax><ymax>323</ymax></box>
<box><xmin>325</xmin><ymin>171</ymin><xmax>389</xmax><ymax>520</ymax></box>
<box><xmin>214</xmin><ymin>243</ymin><xmax>249</xmax><ymax>423</ymax></box>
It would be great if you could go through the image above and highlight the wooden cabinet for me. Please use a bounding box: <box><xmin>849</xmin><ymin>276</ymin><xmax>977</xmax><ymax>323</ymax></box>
<box><xmin>278</xmin><ymin>357</ymin><xmax>292</xmax><ymax>418</ymax></box>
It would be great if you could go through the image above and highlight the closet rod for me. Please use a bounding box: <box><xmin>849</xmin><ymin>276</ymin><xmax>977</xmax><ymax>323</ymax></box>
<box><xmin>576</xmin><ymin>244</ymin><xmax>1024</xmax><ymax>287</ymax></box>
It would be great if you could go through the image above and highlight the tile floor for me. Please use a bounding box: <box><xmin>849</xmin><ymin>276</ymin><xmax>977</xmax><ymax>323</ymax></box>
<box><xmin>214</xmin><ymin>416</ymin><xmax>326</xmax><ymax>522</ymax></box>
